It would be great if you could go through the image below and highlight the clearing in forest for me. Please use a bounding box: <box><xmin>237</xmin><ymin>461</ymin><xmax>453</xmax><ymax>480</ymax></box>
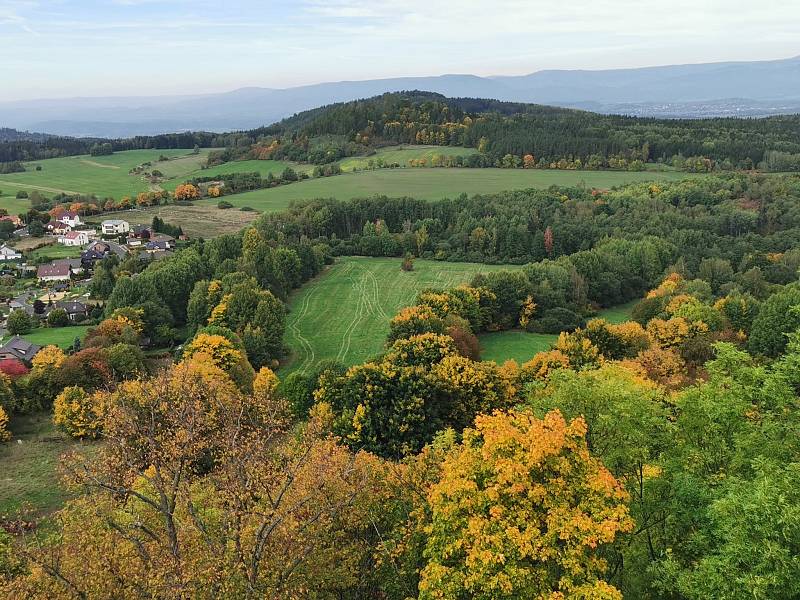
<box><xmin>281</xmin><ymin>256</ymin><xmax>523</xmax><ymax>375</ymax></box>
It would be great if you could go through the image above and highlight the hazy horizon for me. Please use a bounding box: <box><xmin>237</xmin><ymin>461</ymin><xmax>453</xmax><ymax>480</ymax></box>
<box><xmin>3</xmin><ymin>0</ymin><xmax>800</xmax><ymax>102</ymax></box>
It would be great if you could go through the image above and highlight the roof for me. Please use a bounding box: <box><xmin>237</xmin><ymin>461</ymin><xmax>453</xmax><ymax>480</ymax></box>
<box><xmin>63</xmin><ymin>231</ymin><xmax>87</xmax><ymax>239</ymax></box>
<box><xmin>37</xmin><ymin>262</ymin><xmax>71</xmax><ymax>278</ymax></box>
<box><xmin>102</xmin><ymin>219</ymin><xmax>129</xmax><ymax>226</ymax></box>
<box><xmin>54</xmin><ymin>258</ymin><xmax>83</xmax><ymax>269</ymax></box>
<box><xmin>0</xmin><ymin>335</ymin><xmax>41</xmax><ymax>361</ymax></box>
<box><xmin>55</xmin><ymin>300</ymin><xmax>88</xmax><ymax>314</ymax></box>
<box><xmin>0</xmin><ymin>245</ymin><xmax>21</xmax><ymax>255</ymax></box>
<box><xmin>60</xmin><ymin>211</ymin><xmax>80</xmax><ymax>219</ymax></box>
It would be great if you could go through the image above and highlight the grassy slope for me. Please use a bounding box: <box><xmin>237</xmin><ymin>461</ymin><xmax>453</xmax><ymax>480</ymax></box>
<box><xmin>281</xmin><ymin>257</ymin><xmax>523</xmax><ymax>376</ymax></box>
<box><xmin>0</xmin><ymin>149</ymin><xmax>215</xmax><ymax>201</ymax></box>
<box><xmin>216</xmin><ymin>168</ymin><xmax>704</xmax><ymax>212</ymax></box>
<box><xmin>338</xmin><ymin>145</ymin><xmax>478</xmax><ymax>171</ymax></box>
<box><xmin>0</xmin><ymin>413</ymin><xmax>84</xmax><ymax>517</ymax></box>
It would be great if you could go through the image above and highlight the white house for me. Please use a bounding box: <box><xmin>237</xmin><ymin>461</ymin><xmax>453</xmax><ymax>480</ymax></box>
<box><xmin>37</xmin><ymin>262</ymin><xmax>71</xmax><ymax>282</ymax></box>
<box><xmin>59</xmin><ymin>212</ymin><xmax>83</xmax><ymax>228</ymax></box>
<box><xmin>101</xmin><ymin>219</ymin><xmax>130</xmax><ymax>235</ymax></box>
<box><xmin>58</xmin><ymin>230</ymin><xmax>90</xmax><ymax>246</ymax></box>
<box><xmin>0</xmin><ymin>245</ymin><xmax>22</xmax><ymax>261</ymax></box>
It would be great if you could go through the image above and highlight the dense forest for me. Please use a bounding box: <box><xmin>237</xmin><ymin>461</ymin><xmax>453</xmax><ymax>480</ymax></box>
<box><xmin>252</xmin><ymin>92</ymin><xmax>800</xmax><ymax>169</ymax></box>
<box><xmin>3</xmin><ymin>173</ymin><xmax>800</xmax><ymax>598</ymax></box>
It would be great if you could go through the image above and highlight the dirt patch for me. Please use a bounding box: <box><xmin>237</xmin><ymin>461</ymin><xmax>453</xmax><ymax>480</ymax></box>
<box><xmin>97</xmin><ymin>203</ymin><xmax>257</xmax><ymax>238</ymax></box>
<box><xmin>80</xmin><ymin>160</ymin><xmax>121</xmax><ymax>170</ymax></box>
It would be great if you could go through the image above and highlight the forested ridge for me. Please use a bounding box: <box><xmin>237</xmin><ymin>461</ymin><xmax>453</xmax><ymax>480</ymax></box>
<box><xmin>4</xmin><ymin>92</ymin><xmax>800</xmax><ymax>172</ymax></box>
<box><xmin>3</xmin><ymin>173</ymin><xmax>800</xmax><ymax>598</ymax></box>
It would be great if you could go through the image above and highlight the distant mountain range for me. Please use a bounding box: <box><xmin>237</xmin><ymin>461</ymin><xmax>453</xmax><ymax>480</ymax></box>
<box><xmin>3</xmin><ymin>55</ymin><xmax>800</xmax><ymax>138</ymax></box>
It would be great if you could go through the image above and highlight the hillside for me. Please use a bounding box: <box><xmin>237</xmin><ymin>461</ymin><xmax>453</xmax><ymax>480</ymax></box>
<box><xmin>2</xmin><ymin>56</ymin><xmax>799</xmax><ymax>137</ymax></box>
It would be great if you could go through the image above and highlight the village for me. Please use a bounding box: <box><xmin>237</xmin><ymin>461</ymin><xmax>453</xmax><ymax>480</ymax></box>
<box><xmin>0</xmin><ymin>210</ymin><xmax>182</xmax><ymax>365</ymax></box>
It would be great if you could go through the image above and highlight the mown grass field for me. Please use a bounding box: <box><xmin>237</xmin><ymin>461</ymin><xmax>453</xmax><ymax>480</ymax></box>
<box><xmin>215</xmin><ymin>167</ymin><xmax>704</xmax><ymax>212</ymax></box>
<box><xmin>0</xmin><ymin>413</ymin><xmax>84</xmax><ymax>518</ymax></box>
<box><xmin>1</xmin><ymin>325</ymin><xmax>91</xmax><ymax>349</ymax></box>
<box><xmin>479</xmin><ymin>331</ymin><xmax>556</xmax><ymax>364</ymax></box>
<box><xmin>0</xmin><ymin>149</ymin><xmax>216</xmax><ymax>201</ymax></box>
<box><xmin>27</xmin><ymin>244</ymin><xmax>83</xmax><ymax>260</ymax></box>
<box><xmin>476</xmin><ymin>301</ymin><xmax>639</xmax><ymax>364</ymax></box>
<box><xmin>338</xmin><ymin>145</ymin><xmax>478</xmax><ymax>171</ymax></box>
<box><xmin>280</xmin><ymin>257</ymin><xmax>524</xmax><ymax>375</ymax></box>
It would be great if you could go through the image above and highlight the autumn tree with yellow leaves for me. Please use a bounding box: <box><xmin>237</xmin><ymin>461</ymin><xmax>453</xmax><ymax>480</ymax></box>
<box><xmin>419</xmin><ymin>409</ymin><xmax>633</xmax><ymax>600</ymax></box>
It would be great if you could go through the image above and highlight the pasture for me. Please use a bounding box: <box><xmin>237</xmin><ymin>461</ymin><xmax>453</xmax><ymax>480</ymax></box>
<box><xmin>0</xmin><ymin>149</ymin><xmax>216</xmax><ymax>201</ymax></box>
<box><xmin>213</xmin><ymin>167</ymin><xmax>704</xmax><ymax>212</ymax></box>
<box><xmin>281</xmin><ymin>257</ymin><xmax>523</xmax><ymax>375</ymax></box>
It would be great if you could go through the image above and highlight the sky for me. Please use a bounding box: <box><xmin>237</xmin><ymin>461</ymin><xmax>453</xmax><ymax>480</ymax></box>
<box><xmin>2</xmin><ymin>0</ymin><xmax>800</xmax><ymax>101</ymax></box>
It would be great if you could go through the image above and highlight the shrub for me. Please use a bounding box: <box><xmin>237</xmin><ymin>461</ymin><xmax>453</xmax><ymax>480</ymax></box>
<box><xmin>53</xmin><ymin>386</ymin><xmax>105</xmax><ymax>439</ymax></box>
<box><xmin>47</xmin><ymin>308</ymin><xmax>70</xmax><ymax>327</ymax></box>
<box><xmin>6</xmin><ymin>310</ymin><xmax>32</xmax><ymax>335</ymax></box>
<box><xmin>240</xmin><ymin>206</ymin><xmax>254</xmax><ymax>212</ymax></box>
<box><xmin>217</xmin><ymin>200</ymin><xmax>234</xmax><ymax>209</ymax></box>
<box><xmin>530</xmin><ymin>307</ymin><xmax>583</xmax><ymax>334</ymax></box>
<box><xmin>0</xmin><ymin>405</ymin><xmax>9</xmax><ymax>442</ymax></box>
<box><xmin>16</xmin><ymin>191</ymin><xmax>28</xmax><ymax>199</ymax></box>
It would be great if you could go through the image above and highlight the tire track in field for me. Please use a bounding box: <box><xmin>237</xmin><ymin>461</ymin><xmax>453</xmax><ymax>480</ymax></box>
<box><xmin>336</xmin><ymin>266</ymin><xmax>370</xmax><ymax>363</ymax></box>
<box><xmin>288</xmin><ymin>285</ymin><xmax>318</xmax><ymax>374</ymax></box>
<box><xmin>364</xmin><ymin>267</ymin><xmax>389</xmax><ymax>320</ymax></box>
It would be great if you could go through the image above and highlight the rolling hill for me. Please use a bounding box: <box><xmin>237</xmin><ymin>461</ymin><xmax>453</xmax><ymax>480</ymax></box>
<box><xmin>2</xmin><ymin>56</ymin><xmax>799</xmax><ymax>137</ymax></box>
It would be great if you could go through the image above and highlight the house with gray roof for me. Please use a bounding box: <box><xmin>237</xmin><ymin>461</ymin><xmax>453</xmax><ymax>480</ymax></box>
<box><xmin>0</xmin><ymin>336</ymin><xmax>41</xmax><ymax>364</ymax></box>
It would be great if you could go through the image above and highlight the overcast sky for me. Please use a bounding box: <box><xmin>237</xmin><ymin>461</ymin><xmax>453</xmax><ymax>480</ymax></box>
<box><xmin>3</xmin><ymin>0</ymin><xmax>799</xmax><ymax>101</ymax></box>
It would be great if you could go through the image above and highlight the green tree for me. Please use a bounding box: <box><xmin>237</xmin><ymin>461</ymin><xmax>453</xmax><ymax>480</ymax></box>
<box><xmin>748</xmin><ymin>286</ymin><xmax>800</xmax><ymax>356</ymax></box>
<box><xmin>6</xmin><ymin>310</ymin><xmax>32</xmax><ymax>335</ymax></box>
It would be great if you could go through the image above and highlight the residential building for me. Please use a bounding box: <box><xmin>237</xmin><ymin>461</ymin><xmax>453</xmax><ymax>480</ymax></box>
<box><xmin>0</xmin><ymin>215</ymin><xmax>23</xmax><ymax>227</ymax></box>
<box><xmin>0</xmin><ymin>245</ymin><xmax>22</xmax><ymax>261</ymax></box>
<box><xmin>0</xmin><ymin>336</ymin><xmax>41</xmax><ymax>364</ymax></box>
<box><xmin>53</xmin><ymin>258</ymin><xmax>85</xmax><ymax>276</ymax></box>
<box><xmin>101</xmin><ymin>219</ymin><xmax>130</xmax><ymax>235</ymax></box>
<box><xmin>49</xmin><ymin>300</ymin><xmax>89</xmax><ymax>321</ymax></box>
<box><xmin>58</xmin><ymin>230</ymin><xmax>91</xmax><ymax>246</ymax></box>
<box><xmin>37</xmin><ymin>262</ymin><xmax>72</xmax><ymax>282</ymax></box>
<box><xmin>59</xmin><ymin>212</ymin><xmax>83</xmax><ymax>228</ymax></box>
<box><xmin>46</xmin><ymin>220</ymin><xmax>72</xmax><ymax>235</ymax></box>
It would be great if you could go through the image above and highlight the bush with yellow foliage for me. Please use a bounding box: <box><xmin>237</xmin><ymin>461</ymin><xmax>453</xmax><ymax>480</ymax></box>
<box><xmin>53</xmin><ymin>386</ymin><xmax>106</xmax><ymax>439</ymax></box>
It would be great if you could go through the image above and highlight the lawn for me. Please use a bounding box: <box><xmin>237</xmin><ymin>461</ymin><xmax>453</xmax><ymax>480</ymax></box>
<box><xmin>2</xmin><ymin>325</ymin><xmax>92</xmax><ymax>349</ymax></box>
<box><xmin>0</xmin><ymin>413</ymin><xmax>85</xmax><ymax>518</ymax></box>
<box><xmin>0</xmin><ymin>148</ymin><xmax>217</xmax><ymax>201</ymax></box>
<box><xmin>27</xmin><ymin>243</ymin><xmax>83</xmax><ymax>260</ymax></box>
<box><xmin>217</xmin><ymin>167</ymin><xmax>705</xmax><ymax>212</ymax></box>
<box><xmin>280</xmin><ymin>257</ymin><xmax>523</xmax><ymax>376</ymax></box>
<box><xmin>163</xmin><ymin>159</ymin><xmax>315</xmax><ymax>191</ymax></box>
<box><xmin>338</xmin><ymin>145</ymin><xmax>478</xmax><ymax>171</ymax></box>
<box><xmin>597</xmin><ymin>300</ymin><xmax>638</xmax><ymax>324</ymax></box>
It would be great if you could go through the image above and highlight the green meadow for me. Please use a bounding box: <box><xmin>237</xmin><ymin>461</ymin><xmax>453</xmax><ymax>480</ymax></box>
<box><xmin>281</xmin><ymin>257</ymin><xmax>523</xmax><ymax>376</ymax></box>
<box><xmin>476</xmin><ymin>301</ymin><xmax>639</xmax><ymax>364</ymax></box>
<box><xmin>0</xmin><ymin>148</ymin><xmax>215</xmax><ymax>201</ymax></box>
<box><xmin>338</xmin><ymin>145</ymin><xmax>479</xmax><ymax>171</ymax></box>
<box><xmin>210</xmin><ymin>167</ymin><xmax>704</xmax><ymax>212</ymax></box>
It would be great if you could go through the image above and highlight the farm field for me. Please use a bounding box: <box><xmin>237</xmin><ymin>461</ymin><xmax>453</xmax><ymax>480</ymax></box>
<box><xmin>281</xmin><ymin>257</ymin><xmax>524</xmax><ymax>376</ymax></box>
<box><xmin>215</xmin><ymin>167</ymin><xmax>706</xmax><ymax>211</ymax></box>
<box><xmin>476</xmin><ymin>301</ymin><xmax>639</xmax><ymax>364</ymax></box>
<box><xmin>0</xmin><ymin>148</ymin><xmax>216</xmax><ymax>201</ymax></box>
<box><xmin>338</xmin><ymin>145</ymin><xmax>479</xmax><ymax>171</ymax></box>
<box><xmin>1</xmin><ymin>325</ymin><xmax>91</xmax><ymax>349</ymax></box>
<box><xmin>91</xmin><ymin>203</ymin><xmax>257</xmax><ymax>238</ymax></box>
